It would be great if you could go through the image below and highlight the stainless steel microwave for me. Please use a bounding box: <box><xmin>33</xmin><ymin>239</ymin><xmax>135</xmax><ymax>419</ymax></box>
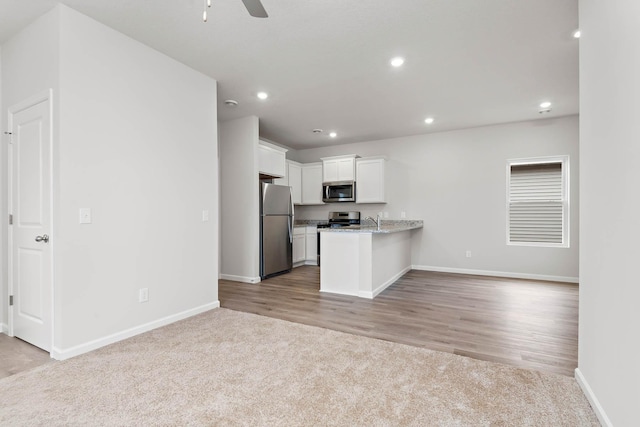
<box><xmin>323</xmin><ymin>181</ymin><xmax>356</xmax><ymax>203</ymax></box>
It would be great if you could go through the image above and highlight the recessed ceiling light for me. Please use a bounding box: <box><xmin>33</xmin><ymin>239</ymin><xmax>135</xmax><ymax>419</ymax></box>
<box><xmin>390</xmin><ymin>57</ymin><xmax>405</xmax><ymax>67</ymax></box>
<box><xmin>424</xmin><ymin>117</ymin><xmax>435</xmax><ymax>125</ymax></box>
<box><xmin>257</xmin><ymin>92</ymin><xmax>268</xmax><ymax>100</ymax></box>
<box><xmin>573</xmin><ymin>30</ymin><xmax>581</xmax><ymax>39</ymax></box>
<box><xmin>539</xmin><ymin>101</ymin><xmax>552</xmax><ymax>109</ymax></box>
<box><xmin>329</xmin><ymin>132</ymin><xmax>337</xmax><ymax>138</ymax></box>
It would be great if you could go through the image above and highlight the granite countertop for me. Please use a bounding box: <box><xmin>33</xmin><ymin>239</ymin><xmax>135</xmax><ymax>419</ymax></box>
<box><xmin>294</xmin><ymin>220</ymin><xmax>328</xmax><ymax>227</ymax></box>
<box><xmin>319</xmin><ymin>220</ymin><xmax>423</xmax><ymax>234</ymax></box>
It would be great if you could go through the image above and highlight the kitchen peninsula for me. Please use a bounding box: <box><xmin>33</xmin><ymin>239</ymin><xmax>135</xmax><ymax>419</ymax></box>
<box><xmin>319</xmin><ymin>221</ymin><xmax>423</xmax><ymax>298</ymax></box>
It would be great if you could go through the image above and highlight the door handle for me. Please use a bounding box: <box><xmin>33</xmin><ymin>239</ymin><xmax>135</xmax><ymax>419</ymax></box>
<box><xmin>35</xmin><ymin>234</ymin><xmax>49</xmax><ymax>243</ymax></box>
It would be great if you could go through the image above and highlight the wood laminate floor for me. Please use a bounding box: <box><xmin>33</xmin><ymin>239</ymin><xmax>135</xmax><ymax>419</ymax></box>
<box><xmin>219</xmin><ymin>267</ymin><xmax>579</xmax><ymax>377</ymax></box>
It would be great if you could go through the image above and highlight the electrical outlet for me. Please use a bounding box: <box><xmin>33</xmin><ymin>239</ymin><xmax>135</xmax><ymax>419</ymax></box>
<box><xmin>466</xmin><ymin>250</ymin><xmax>472</xmax><ymax>258</ymax></box>
<box><xmin>384</xmin><ymin>211</ymin><xmax>389</xmax><ymax>218</ymax></box>
<box><xmin>79</xmin><ymin>208</ymin><xmax>92</xmax><ymax>224</ymax></box>
<box><xmin>139</xmin><ymin>288</ymin><xmax>149</xmax><ymax>303</ymax></box>
<box><xmin>202</xmin><ymin>210</ymin><xmax>209</xmax><ymax>222</ymax></box>
<box><xmin>401</xmin><ymin>211</ymin><xmax>406</xmax><ymax>219</ymax></box>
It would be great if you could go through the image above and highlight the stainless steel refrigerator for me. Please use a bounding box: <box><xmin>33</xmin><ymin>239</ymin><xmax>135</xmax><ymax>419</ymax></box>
<box><xmin>260</xmin><ymin>182</ymin><xmax>294</xmax><ymax>279</ymax></box>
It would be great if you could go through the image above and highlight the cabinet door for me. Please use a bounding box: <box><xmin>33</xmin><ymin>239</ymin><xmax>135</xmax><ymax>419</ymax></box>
<box><xmin>273</xmin><ymin>165</ymin><xmax>288</xmax><ymax>185</ymax></box>
<box><xmin>305</xmin><ymin>228</ymin><xmax>318</xmax><ymax>264</ymax></box>
<box><xmin>289</xmin><ymin>162</ymin><xmax>302</xmax><ymax>204</ymax></box>
<box><xmin>337</xmin><ymin>158</ymin><xmax>355</xmax><ymax>181</ymax></box>
<box><xmin>301</xmin><ymin>164</ymin><xmax>324</xmax><ymax>205</ymax></box>
<box><xmin>356</xmin><ymin>158</ymin><xmax>386</xmax><ymax>203</ymax></box>
<box><xmin>293</xmin><ymin>234</ymin><xmax>306</xmax><ymax>263</ymax></box>
<box><xmin>258</xmin><ymin>143</ymin><xmax>286</xmax><ymax>177</ymax></box>
<box><xmin>323</xmin><ymin>158</ymin><xmax>355</xmax><ymax>182</ymax></box>
<box><xmin>323</xmin><ymin>160</ymin><xmax>339</xmax><ymax>182</ymax></box>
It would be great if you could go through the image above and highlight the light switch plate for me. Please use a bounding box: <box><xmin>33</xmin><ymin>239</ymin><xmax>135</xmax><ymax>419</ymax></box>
<box><xmin>79</xmin><ymin>208</ymin><xmax>92</xmax><ymax>224</ymax></box>
<box><xmin>202</xmin><ymin>210</ymin><xmax>209</xmax><ymax>222</ymax></box>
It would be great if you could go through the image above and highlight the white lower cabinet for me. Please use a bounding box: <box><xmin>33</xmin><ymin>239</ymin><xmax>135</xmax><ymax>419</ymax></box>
<box><xmin>293</xmin><ymin>227</ymin><xmax>306</xmax><ymax>264</ymax></box>
<box><xmin>305</xmin><ymin>226</ymin><xmax>318</xmax><ymax>265</ymax></box>
<box><xmin>292</xmin><ymin>225</ymin><xmax>318</xmax><ymax>266</ymax></box>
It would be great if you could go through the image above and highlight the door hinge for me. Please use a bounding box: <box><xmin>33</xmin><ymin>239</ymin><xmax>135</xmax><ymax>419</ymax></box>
<box><xmin>9</xmin><ymin>295</ymin><xmax>13</xmax><ymax>306</ymax></box>
<box><xmin>9</xmin><ymin>214</ymin><xmax>13</xmax><ymax>225</ymax></box>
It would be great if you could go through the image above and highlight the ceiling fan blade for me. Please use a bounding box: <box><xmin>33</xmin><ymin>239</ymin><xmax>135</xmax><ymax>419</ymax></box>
<box><xmin>240</xmin><ymin>0</ymin><xmax>268</xmax><ymax>18</ymax></box>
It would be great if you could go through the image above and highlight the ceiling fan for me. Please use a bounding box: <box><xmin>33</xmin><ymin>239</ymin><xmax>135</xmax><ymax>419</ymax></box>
<box><xmin>203</xmin><ymin>0</ymin><xmax>268</xmax><ymax>22</ymax></box>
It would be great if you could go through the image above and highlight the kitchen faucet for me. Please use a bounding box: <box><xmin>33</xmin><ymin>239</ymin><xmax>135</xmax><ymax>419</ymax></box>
<box><xmin>364</xmin><ymin>214</ymin><xmax>381</xmax><ymax>230</ymax></box>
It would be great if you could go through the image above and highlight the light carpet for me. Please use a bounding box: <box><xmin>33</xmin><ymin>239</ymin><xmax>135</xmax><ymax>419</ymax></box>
<box><xmin>0</xmin><ymin>308</ymin><xmax>598</xmax><ymax>426</ymax></box>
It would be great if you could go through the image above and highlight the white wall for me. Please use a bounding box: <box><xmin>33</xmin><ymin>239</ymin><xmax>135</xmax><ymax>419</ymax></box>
<box><xmin>577</xmin><ymin>1</ymin><xmax>640</xmax><ymax>425</ymax></box>
<box><xmin>2</xmin><ymin>5</ymin><xmax>219</xmax><ymax>356</ymax></box>
<box><xmin>293</xmin><ymin>116</ymin><xmax>579</xmax><ymax>282</ymax></box>
<box><xmin>0</xmin><ymin>7</ymin><xmax>61</xmax><ymax>333</ymax></box>
<box><xmin>219</xmin><ymin>116</ymin><xmax>260</xmax><ymax>283</ymax></box>
<box><xmin>0</xmin><ymin>46</ymin><xmax>3</xmax><ymax>332</ymax></box>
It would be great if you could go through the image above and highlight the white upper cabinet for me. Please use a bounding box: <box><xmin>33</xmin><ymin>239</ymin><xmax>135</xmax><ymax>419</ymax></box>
<box><xmin>301</xmin><ymin>163</ymin><xmax>325</xmax><ymax>205</ymax></box>
<box><xmin>258</xmin><ymin>140</ymin><xmax>287</xmax><ymax>178</ymax></box>
<box><xmin>356</xmin><ymin>157</ymin><xmax>387</xmax><ymax>204</ymax></box>
<box><xmin>321</xmin><ymin>154</ymin><xmax>357</xmax><ymax>183</ymax></box>
<box><xmin>288</xmin><ymin>161</ymin><xmax>302</xmax><ymax>204</ymax></box>
<box><xmin>273</xmin><ymin>160</ymin><xmax>305</xmax><ymax>205</ymax></box>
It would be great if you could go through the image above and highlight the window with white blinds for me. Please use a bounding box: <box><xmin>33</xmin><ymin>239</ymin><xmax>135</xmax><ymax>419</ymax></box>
<box><xmin>507</xmin><ymin>157</ymin><xmax>569</xmax><ymax>247</ymax></box>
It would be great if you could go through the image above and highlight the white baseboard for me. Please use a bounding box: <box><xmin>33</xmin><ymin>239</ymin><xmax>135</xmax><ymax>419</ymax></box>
<box><xmin>575</xmin><ymin>368</ymin><xmax>612</xmax><ymax>427</ymax></box>
<box><xmin>219</xmin><ymin>274</ymin><xmax>261</xmax><ymax>284</ymax></box>
<box><xmin>0</xmin><ymin>322</ymin><xmax>8</xmax><ymax>334</ymax></box>
<box><xmin>412</xmin><ymin>265</ymin><xmax>579</xmax><ymax>284</ymax></box>
<box><xmin>293</xmin><ymin>261</ymin><xmax>318</xmax><ymax>268</ymax></box>
<box><xmin>50</xmin><ymin>301</ymin><xmax>220</xmax><ymax>361</ymax></box>
<box><xmin>360</xmin><ymin>265</ymin><xmax>412</xmax><ymax>299</ymax></box>
<box><xmin>319</xmin><ymin>288</ymin><xmax>357</xmax><ymax>297</ymax></box>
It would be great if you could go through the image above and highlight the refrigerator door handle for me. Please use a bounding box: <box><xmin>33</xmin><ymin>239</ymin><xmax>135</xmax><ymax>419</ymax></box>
<box><xmin>290</xmin><ymin>190</ymin><xmax>295</xmax><ymax>217</ymax></box>
<box><xmin>289</xmin><ymin>189</ymin><xmax>294</xmax><ymax>244</ymax></box>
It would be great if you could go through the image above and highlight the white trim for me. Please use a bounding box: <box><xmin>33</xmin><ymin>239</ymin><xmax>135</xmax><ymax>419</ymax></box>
<box><xmin>575</xmin><ymin>368</ymin><xmax>612</xmax><ymax>427</ymax></box>
<box><xmin>319</xmin><ymin>288</ymin><xmax>356</xmax><ymax>297</ymax></box>
<box><xmin>258</xmin><ymin>138</ymin><xmax>289</xmax><ymax>153</ymax></box>
<box><xmin>293</xmin><ymin>260</ymin><xmax>317</xmax><ymax>268</ymax></box>
<box><xmin>506</xmin><ymin>155</ymin><xmax>570</xmax><ymax>248</ymax></box>
<box><xmin>0</xmin><ymin>323</ymin><xmax>8</xmax><ymax>334</ymax></box>
<box><xmin>359</xmin><ymin>265</ymin><xmax>411</xmax><ymax>299</ymax></box>
<box><xmin>50</xmin><ymin>301</ymin><xmax>220</xmax><ymax>360</ymax></box>
<box><xmin>219</xmin><ymin>274</ymin><xmax>261</xmax><ymax>284</ymax></box>
<box><xmin>412</xmin><ymin>265</ymin><xmax>578</xmax><ymax>284</ymax></box>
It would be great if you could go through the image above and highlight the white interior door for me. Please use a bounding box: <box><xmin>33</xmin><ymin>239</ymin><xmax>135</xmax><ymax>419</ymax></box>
<box><xmin>9</xmin><ymin>92</ymin><xmax>53</xmax><ymax>352</ymax></box>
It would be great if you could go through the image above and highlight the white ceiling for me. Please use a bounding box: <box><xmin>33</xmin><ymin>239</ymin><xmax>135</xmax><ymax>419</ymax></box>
<box><xmin>0</xmin><ymin>0</ymin><xmax>579</xmax><ymax>150</ymax></box>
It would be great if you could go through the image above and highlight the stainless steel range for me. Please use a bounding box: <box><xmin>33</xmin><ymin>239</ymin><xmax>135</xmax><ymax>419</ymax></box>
<box><xmin>316</xmin><ymin>211</ymin><xmax>361</xmax><ymax>265</ymax></box>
